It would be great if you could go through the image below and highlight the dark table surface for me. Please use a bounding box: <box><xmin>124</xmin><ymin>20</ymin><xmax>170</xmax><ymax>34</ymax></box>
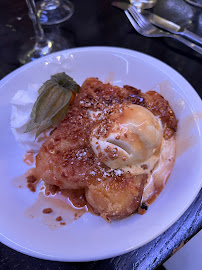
<box><xmin>0</xmin><ymin>0</ymin><xmax>201</xmax><ymax>269</ymax></box>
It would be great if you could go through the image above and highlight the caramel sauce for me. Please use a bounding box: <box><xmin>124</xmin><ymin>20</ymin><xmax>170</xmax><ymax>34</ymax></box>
<box><xmin>143</xmin><ymin>111</ymin><xmax>202</xmax><ymax>204</ymax></box>
<box><xmin>176</xmin><ymin>112</ymin><xmax>202</xmax><ymax>158</ymax></box>
<box><xmin>21</xmin><ymin>112</ymin><xmax>200</xmax><ymax>219</ymax></box>
<box><xmin>152</xmin><ymin>80</ymin><xmax>201</xmax><ymax>157</ymax></box>
<box><xmin>176</xmin><ymin>136</ymin><xmax>197</xmax><ymax>158</ymax></box>
<box><xmin>104</xmin><ymin>72</ymin><xmax>114</xmax><ymax>84</ymax></box>
<box><xmin>37</xmin><ymin>131</ymin><xmax>49</xmax><ymax>143</ymax></box>
<box><xmin>17</xmin><ymin>79</ymin><xmax>201</xmax><ymax>220</ymax></box>
<box><xmin>23</xmin><ymin>151</ymin><xmax>35</xmax><ymax>165</ymax></box>
<box><xmin>12</xmin><ymin>168</ymin><xmax>37</xmax><ymax>189</ymax></box>
<box><xmin>60</xmin><ymin>189</ymin><xmax>87</xmax><ymax>208</ymax></box>
<box><xmin>25</xmin><ymin>168</ymin><xmax>38</xmax><ymax>192</ymax></box>
<box><xmin>151</xmin><ymin>80</ymin><xmax>185</xmax><ymax>121</ymax></box>
<box><xmin>142</xmin><ymin>136</ymin><xmax>176</xmax><ymax>205</ymax></box>
<box><xmin>12</xmin><ymin>174</ymin><xmax>27</xmax><ymax>189</ymax></box>
<box><xmin>25</xmin><ymin>167</ymin><xmax>37</xmax><ymax>178</ymax></box>
<box><xmin>146</xmin><ymin>172</ymin><xmax>172</xmax><ymax>205</ymax></box>
<box><xmin>13</xmin><ymin>168</ymin><xmax>88</xmax><ymax>226</ymax></box>
<box><xmin>157</xmin><ymin>80</ymin><xmax>175</xmax><ymax>101</ymax></box>
<box><xmin>25</xmin><ymin>189</ymin><xmax>87</xmax><ymax>230</ymax></box>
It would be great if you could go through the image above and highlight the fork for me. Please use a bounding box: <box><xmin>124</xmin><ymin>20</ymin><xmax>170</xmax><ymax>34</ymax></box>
<box><xmin>126</xmin><ymin>6</ymin><xmax>202</xmax><ymax>55</ymax></box>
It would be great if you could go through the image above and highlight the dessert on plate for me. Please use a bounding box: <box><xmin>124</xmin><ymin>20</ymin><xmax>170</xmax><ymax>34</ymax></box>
<box><xmin>11</xmin><ymin>73</ymin><xmax>178</xmax><ymax>221</ymax></box>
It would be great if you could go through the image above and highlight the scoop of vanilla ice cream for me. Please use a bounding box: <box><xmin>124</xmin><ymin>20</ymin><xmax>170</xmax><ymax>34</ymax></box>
<box><xmin>10</xmin><ymin>84</ymin><xmax>51</xmax><ymax>152</ymax></box>
<box><xmin>90</xmin><ymin>104</ymin><xmax>162</xmax><ymax>169</ymax></box>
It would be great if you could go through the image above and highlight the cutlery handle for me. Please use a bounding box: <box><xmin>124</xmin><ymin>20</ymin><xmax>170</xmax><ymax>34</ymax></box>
<box><xmin>171</xmin><ymin>34</ymin><xmax>202</xmax><ymax>55</ymax></box>
<box><xmin>182</xmin><ymin>29</ymin><xmax>202</xmax><ymax>46</ymax></box>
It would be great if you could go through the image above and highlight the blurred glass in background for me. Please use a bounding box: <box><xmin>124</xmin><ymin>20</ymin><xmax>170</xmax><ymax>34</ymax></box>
<box><xmin>185</xmin><ymin>0</ymin><xmax>202</xmax><ymax>7</ymax></box>
<box><xmin>36</xmin><ymin>0</ymin><xmax>74</xmax><ymax>25</ymax></box>
<box><xmin>18</xmin><ymin>0</ymin><xmax>72</xmax><ymax>64</ymax></box>
<box><xmin>129</xmin><ymin>0</ymin><xmax>157</xmax><ymax>9</ymax></box>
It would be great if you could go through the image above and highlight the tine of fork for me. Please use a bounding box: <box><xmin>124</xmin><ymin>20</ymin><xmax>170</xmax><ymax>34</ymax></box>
<box><xmin>129</xmin><ymin>6</ymin><xmax>148</xmax><ymax>28</ymax></box>
<box><xmin>128</xmin><ymin>7</ymin><xmax>143</xmax><ymax>28</ymax></box>
<box><xmin>130</xmin><ymin>6</ymin><xmax>145</xmax><ymax>22</ymax></box>
<box><xmin>125</xmin><ymin>10</ymin><xmax>145</xmax><ymax>35</ymax></box>
<box><xmin>128</xmin><ymin>7</ymin><xmax>144</xmax><ymax>28</ymax></box>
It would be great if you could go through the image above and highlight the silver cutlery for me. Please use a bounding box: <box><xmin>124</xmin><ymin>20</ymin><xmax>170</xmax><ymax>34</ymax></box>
<box><xmin>112</xmin><ymin>2</ymin><xmax>202</xmax><ymax>55</ymax></box>
<box><xmin>141</xmin><ymin>12</ymin><xmax>202</xmax><ymax>46</ymax></box>
<box><xmin>113</xmin><ymin>1</ymin><xmax>202</xmax><ymax>46</ymax></box>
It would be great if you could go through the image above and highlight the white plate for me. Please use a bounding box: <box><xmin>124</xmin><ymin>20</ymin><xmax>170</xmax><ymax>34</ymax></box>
<box><xmin>0</xmin><ymin>47</ymin><xmax>202</xmax><ymax>262</ymax></box>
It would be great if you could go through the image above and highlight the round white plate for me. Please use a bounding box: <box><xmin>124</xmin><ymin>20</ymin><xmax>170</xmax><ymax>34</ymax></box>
<box><xmin>0</xmin><ymin>47</ymin><xmax>201</xmax><ymax>262</ymax></box>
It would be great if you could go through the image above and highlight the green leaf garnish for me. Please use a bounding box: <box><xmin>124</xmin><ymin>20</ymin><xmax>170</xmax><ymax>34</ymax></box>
<box><xmin>25</xmin><ymin>73</ymin><xmax>80</xmax><ymax>138</ymax></box>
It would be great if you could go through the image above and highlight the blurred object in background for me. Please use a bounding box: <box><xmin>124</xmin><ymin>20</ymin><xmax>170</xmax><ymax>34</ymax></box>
<box><xmin>184</xmin><ymin>0</ymin><xmax>202</xmax><ymax>7</ymax></box>
<box><xmin>18</xmin><ymin>0</ymin><xmax>70</xmax><ymax>64</ymax></box>
<box><xmin>36</xmin><ymin>0</ymin><xmax>74</xmax><ymax>25</ymax></box>
<box><xmin>129</xmin><ymin>0</ymin><xmax>157</xmax><ymax>9</ymax></box>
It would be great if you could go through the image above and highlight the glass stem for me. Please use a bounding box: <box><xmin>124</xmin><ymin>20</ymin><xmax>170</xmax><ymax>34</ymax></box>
<box><xmin>41</xmin><ymin>0</ymin><xmax>61</xmax><ymax>10</ymax></box>
<box><xmin>26</xmin><ymin>0</ymin><xmax>48</xmax><ymax>46</ymax></box>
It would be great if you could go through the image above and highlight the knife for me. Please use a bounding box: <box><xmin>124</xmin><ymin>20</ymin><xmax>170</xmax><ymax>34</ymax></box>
<box><xmin>112</xmin><ymin>1</ymin><xmax>202</xmax><ymax>46</ymax></box>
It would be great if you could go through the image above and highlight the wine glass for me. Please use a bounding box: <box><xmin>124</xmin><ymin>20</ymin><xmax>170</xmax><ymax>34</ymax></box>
<box><xmin>184</xmin><ymin>0</ymin><xmax>202</xmax><ymax>7</ymax></box>
<box><xmin>129</xmin><ymin>0</ymin><xmax>157</xmax><ymax>10</ymax></box>
<box><xmin>18</xmin><ymin>0</ymin><xmax>70</xmax><ymax>64</ymax></box>
<box><xmin>36</xmin><ymin>0</ymin><xmax>74</xmax><ymax>25</ymax></box>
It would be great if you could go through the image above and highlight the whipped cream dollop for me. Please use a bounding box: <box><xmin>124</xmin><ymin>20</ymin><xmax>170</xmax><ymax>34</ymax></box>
<box><xmin>90</xmin><ymin>104</ymin><xmax>163</xmax><ymax>169</ymax></box>
<box><xmin>10</xmin><ymin>84</ymin><xmax>50</xmax><ymax>152</ymax></box>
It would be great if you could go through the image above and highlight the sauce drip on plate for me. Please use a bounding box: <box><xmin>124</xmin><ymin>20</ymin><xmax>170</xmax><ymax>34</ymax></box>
<box><xmin>25</xmin><ymin>188</ymin><xmax>87</xmax><ymax>229</ymax></box>
<box><xmin>23</xmin><ymin>151</ymin><xmax>35</xmax><ymax>165</ymax></box>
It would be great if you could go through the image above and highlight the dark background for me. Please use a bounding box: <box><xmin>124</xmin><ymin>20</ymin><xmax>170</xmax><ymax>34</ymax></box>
<box><xmin>0</xmin><ymin>0</ymin><xmax>201</xmax><ymax>269</ymax></box>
